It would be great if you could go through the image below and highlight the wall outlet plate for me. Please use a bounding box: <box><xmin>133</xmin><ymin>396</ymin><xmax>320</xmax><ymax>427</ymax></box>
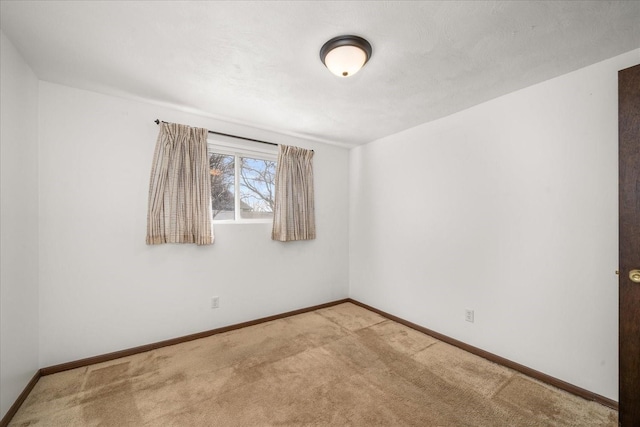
<box><xmin>465</xmin><ymin>309</ymin><xmax>474</xmax><ymax>323</ymax></box>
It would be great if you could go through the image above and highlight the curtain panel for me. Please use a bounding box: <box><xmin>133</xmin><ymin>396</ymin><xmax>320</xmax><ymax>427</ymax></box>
<box><xmin>271</xmin><ymin>145</ymin><xmax>316</xmax><ymax>242</ymax></box>
<box><xmin>146</xmin><ymin>122</ymin><xmax>213</xmax><ymax>245</ymax></box>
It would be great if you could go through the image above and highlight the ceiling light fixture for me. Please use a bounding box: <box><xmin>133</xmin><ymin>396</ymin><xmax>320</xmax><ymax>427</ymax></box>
<box><xmin>320</xmin><ymin>35</ymin><xmax>372</xmax><ymax>78</ymax></box>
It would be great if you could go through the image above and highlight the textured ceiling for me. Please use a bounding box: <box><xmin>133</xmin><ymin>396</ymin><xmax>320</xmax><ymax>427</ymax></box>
<box><xmin>1</xmin><ymin>1</ymin><xmax>639</xmax><ymax>147</ymax></box>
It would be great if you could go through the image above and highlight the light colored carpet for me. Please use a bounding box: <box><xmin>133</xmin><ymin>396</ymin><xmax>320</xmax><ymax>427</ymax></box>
<box><xmin>10</xmin><ymin>303</ymin><xmax>617</xmax><ymax>426</ymax></box>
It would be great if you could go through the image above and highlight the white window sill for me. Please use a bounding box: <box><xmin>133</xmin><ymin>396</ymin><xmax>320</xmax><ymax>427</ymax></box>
<box><xmin>212</xmin><ymin>220</ymin><xmax>273</xmax><ymax>225</ymax></box>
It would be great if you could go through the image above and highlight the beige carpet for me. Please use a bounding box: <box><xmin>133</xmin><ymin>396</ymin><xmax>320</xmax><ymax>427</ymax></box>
<box><xmin>10</xmin><ymin>303</ymin><xmax>617</xmax><ymax>426</ymax></box>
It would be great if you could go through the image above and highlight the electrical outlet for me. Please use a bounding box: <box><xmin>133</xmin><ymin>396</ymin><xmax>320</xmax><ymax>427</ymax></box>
<box><xmin>465</xmin><ymin>309</ymin><xmax>474</xmax><ymax>323</ymax></box>
<box><xmin>211</xmin><ymin>296</ymin><xmax>219</xmax><ymax>309</ymax></box>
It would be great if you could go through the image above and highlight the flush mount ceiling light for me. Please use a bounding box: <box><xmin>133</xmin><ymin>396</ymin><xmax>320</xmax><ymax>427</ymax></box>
<box><xmin>320</xmin><ymin>35</ymin><xmax>372</xmax><ymax>78</ymax></box>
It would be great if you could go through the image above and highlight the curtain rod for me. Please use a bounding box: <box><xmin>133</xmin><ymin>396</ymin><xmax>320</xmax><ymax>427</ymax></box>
<box><xmin>154</xmin><ymin>119</ymin><xmax>278</xmax><ymax>147</ymax></box>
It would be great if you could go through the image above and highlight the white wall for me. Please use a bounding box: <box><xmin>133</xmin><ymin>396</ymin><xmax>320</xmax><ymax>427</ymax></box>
<box><xmin>350</xmin><ymin>49</ymin><xmax>640</xmax><ymax>400</ymax></box>
<box><xmin>38</xmin><ymin>82</ymin><xmax>350</xmax><ymax>367</ymax></box>
<box><xmin>0</xmin><ymin>31</ymin><xmax>40</xmax><ymax>418</ymax></box>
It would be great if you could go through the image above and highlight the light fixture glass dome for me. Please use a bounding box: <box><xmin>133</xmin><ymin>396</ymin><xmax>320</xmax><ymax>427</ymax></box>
<box><xmin>320</xmin><ymin>35</ymin><xmax>372</xmax><ymax>78</ymax></box>
<box><xmin>324</xmin><ymin>45</ymin><xmax>368</xmax><ymax>77</ymax></box>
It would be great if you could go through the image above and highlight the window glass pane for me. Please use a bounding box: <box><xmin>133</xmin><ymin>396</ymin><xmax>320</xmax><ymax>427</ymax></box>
<box><xmin>239</xmin><ymin>157</ymin><xmax>276</xmax><ymax>220</ymax></box>
<box><xmin>210</xmin><ymin>153</ymin><xmax>235</xmax><ymax>220</ymax></box>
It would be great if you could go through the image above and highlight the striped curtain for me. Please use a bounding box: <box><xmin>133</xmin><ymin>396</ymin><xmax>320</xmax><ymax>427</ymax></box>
<box><xmin>271</xmin><ymin>145</ymin><xmax>315</xmax><ymax>242</ymax></box>
<box><xmin>146</xmin><ymin>122</ymin><xmax>213</xmax><ymax>245</ymax></box>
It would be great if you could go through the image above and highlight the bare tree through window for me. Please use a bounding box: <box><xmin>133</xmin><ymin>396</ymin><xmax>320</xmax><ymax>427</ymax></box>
<box><xmin>209</xmin><ymin>153</ymin><xmax>235</xmax><ymax>220</ymax></box>
<box><xmin>209</xmin><ymin>152</ymin><xmax>276</xmax><ymax>220</ymax></box>
<box><xmin>240</xmin><ymin>158</ymin><xmax>275</xmax><ymax>218</ymax></box>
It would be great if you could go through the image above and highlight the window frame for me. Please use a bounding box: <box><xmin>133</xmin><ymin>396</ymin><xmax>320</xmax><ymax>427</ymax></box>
<box><xmin>207</xmin><ymin>138</ymin><xmax>278</xmax><ymax>225</ymax></box>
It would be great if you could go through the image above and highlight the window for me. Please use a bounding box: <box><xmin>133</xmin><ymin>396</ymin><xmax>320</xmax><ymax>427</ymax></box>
<box><xmin>208</xmin><ymin>142</ymin><xmax>277</xmax><ymax>222</ymax></box>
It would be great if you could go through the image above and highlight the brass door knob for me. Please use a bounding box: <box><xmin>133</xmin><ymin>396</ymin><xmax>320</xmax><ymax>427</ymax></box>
<box><xmin>630</xmin><ymin>270</ymin><xmax>640</xmax><ymax>283</ymax></box>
